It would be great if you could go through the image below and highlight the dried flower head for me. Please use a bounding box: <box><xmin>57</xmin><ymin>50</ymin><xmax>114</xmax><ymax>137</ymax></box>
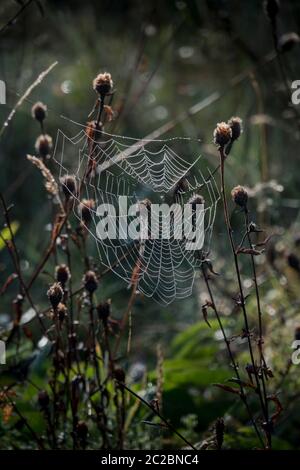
<box><xmin>231</xmin><ymin>185</ymin><xmax>248</xmax><ymax>208</ymax></box>
<box><xmin>32</xmin><ymin>101</ymin><xmax>47</xmax><ymax>122</ymax></box>
<box><xmin>93</xmin><ymin>72</ymin><xmax>113</xmax><ymax>96</ymax></box>
<box><xmin>35</xmin><ymin>134</ymin><xmax>53</xmax><ymax>158</ymax></box>
<box><xmin>97</xmin><ymin>299</ymin><xmax>111</xmax><ymax>322</ymax></box>
<box><xmin>213</xmin><ymin>122</ymin><xmax>232</xmax><ymax>149</ymax></box>
<box><xmin>55</xmin><ymin>264</ymin><xmax>71</xmax><ymax>286</ymax></box>
<box><xmin>228</xmin><ymin>116</ymin><xmax>243</xmax><ymax>141</ymax></box>
<box><xmin>60</xmin><ymin>175</ymin><xmax>77</xmax><ymax>199</ymax></box>
<box><xmin>38</xmin><ymin>390</ymin><xmax>50</xmax><ymax>409</ymax></box>
<box><xmin>78</xmin><ymin>199</ymin><xmax>95</xmax><ymax>225</ymax></box>
<box><xmin>83</xmin><ymin>270</ymin><xmax>98</xmax><ymax>293</ymax></box>
<box><xmin>47</xmin><ymin>282</ymin><xmax>64</xmax><ymax>309</ymax></box>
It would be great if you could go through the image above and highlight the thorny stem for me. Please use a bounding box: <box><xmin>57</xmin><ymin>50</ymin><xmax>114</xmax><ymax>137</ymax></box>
<box><xmin>219</xmin><ymin>149</ymin><xmax>269</xmax><ymax>440</ymax></box>
<box><xmin>201</xmin><ymin>265</ymin><xmax>265</xmax><ymax>448</ymax></box>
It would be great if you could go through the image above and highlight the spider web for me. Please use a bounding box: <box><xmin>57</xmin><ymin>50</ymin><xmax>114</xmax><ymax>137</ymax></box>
<box><xmin>53</xmin><ymin>123</ymin><xmax>220</xmax><ymax>306</ymax></box>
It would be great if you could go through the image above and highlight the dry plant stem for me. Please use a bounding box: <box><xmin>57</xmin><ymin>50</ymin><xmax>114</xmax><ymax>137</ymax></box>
<box><xmin>0</xmin><ymin>0</ymin><xmax>34</xmax><ymax>34</ymax></box>
<box><xmin>0</xmin><ymin>193</ymin><xmax>48</xmax><ymax>334</ymax></box>
<box><xmin>219</xmin><ymin>150</ymin><xmax>268</xmax><ymax>428</ymax></box>
<box><xmin>89</xmin><ymin>292</ymin><xmax>102</xmax><ymax>392</ymax></box>
<box><xmin>27</xmin><ymin>206</ymin><xmax>70</xmax><ymax>290</ymax></box>
<box><xmin>244</xmin><ymin>210</ymin><xmax>271</xmax><ymax>446</ymax></box>
<box><xmin>120</xmin><ymin>382</ymin><xmax>197</xmax><ymax>451</ymax></box>
<box><xmin>113</xmin><ymin>287</ymin><xmax>137</xmax><ymax>359</ymax></box>
<box><xmin>201</xmin><ymin>266</ymin><xmax>265</xmax><ymax>448</ymax></box>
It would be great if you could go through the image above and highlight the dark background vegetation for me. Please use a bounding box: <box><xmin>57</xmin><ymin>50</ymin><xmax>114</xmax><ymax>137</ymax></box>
<box><xmin>1</xmin><ymin>0</ymin><xmax>300</xmax><ymax>449</ymax></box>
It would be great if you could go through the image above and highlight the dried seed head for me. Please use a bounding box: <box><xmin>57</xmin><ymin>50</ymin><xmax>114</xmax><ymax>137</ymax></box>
<box><xmin>188</xmin><ymin>194</ymin><xmax>205</xmax><ymax>211</ymax></box>
<box><xmin>60</xmin><ymin>175</ymin><xmax>77</xmax><ymax>199</ymax></box>
<box><xmin>31</xmin><ymin>101</ymin><xmax>47</xmax><ymax>122</ymax></box>
<box><xmin>47</xmin><ymin>282</ymin><xmax>64</xmax><ymax>309</ymax></box>
<box><xmin>38</xmin><ymin>390</ymin><xmax>50</xmax><ymax>409</ymax></box>
<box><xmin>213</xmin><ymin>122</ymin><xmax>232</xmax><ymax>149</ymax></box>
<box><xmin>55</xmin><ymin>264</ymin><xmax>71</xmax><ymax>286</ymax></box>
<box><xmin>85</xmin><ymin>120</ymin><xmax>103</xmax><ymax>141</ymax></box>
<box><xmin>97</xmin><ymin>299</ymin><xmax>111</xmax><ymax>322</ymax></box>
<box><xmin>231</xmin><ymin>185</ymin><xmax>248</xmax><ymax>208</ymax></box>
<box><xmin>57</xmin><ymin>302</ymin><xmax>67</xmax><ymax>322</ymax></box>
<box><xmin>76</xmin><ymin>420</ymin><xmax>88</xmax><ymax>440</ymax></box>
<box><xmin>228</xmin><ymin>116</ymin><xmax>243</xmax><ymax>141</ymax></box>
<box><xmin>93</xmin><ymin>72</ymin><xmax>113</xmax><ymax>96</ymax></box>
<box><xmin>78</xmin><ymin>199</ymin><xmax>95</xmax><ymax>225</ymax></box>
<box><xmin>83</xmin><ymin>270</ymin><xmax>98</xmax><ymax>293</ymax></box>
<box><xmin>35</xmin><ymin>134</ymin><xmax>53</xmax><ymax>158</ymax></box>
<box><xmin>278</xmin><ymin>32</ymin><xmax>300</xmax><ymax>52</ymax></box>
<box><xmin>264</xmin><ymin>0</ymin><xmax>279</xmax><ymax>21</ymax></box>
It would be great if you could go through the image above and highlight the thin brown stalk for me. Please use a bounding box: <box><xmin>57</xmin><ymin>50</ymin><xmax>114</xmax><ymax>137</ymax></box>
<box><xmin>219</xmin><ymin>149</ymin><xmax>268</xmax><ymax>437</ymax></box>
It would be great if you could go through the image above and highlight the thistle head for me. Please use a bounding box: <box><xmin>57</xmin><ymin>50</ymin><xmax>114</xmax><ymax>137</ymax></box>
<box><xmin>60</xmin><ymin>175</ymin><xmax>77</xmax><ymax>200</ymax></box>
<box><xmin>93</xmin><ymin>72</ymin><xmax>113</xmax><ymax>96</ymax></box>
<box><xmin>231</xmin><ymin>185</ymin><xmax>248</xmax><ymax>208</ymax></box>
<box><xmin>55</xmin><ymin>264</ymin><xmax>71</xmax><ymax>286</ymax></box>
<box><xmin>35</xmin><ymin>134</ymin><xmax>53</xmax><ymax>159</ymax></box>
<box><xmin>32</xmin><ymin>102</ymin><xmax>47</xmax><ymax>123</ymax></box>
<box><xmin>213</xmin><ymin>122</ymin><xmax>232</xmax><ymax>149</ymax></box>
<box><xmin>47</xmin><ymin>282</ymin><xmax>64</xmax><ymax>309</ymax></box>
<box><xmin>228</xmin><ymin>116</ymin><xmax>243</xmax><ymax>142</ymax></box>
<box><xmin>83</xmin><ymin>270</ymin><xmax>98</xmax><ymax>293</ymax></box>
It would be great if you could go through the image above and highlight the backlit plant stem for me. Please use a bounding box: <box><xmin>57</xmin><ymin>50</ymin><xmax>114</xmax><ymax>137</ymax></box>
<box><xmin>201</xmin><ymin>265</ymin><xmax>265</xmax><ymax>448</ymax></box>
<box><xmin>219</xmin><ymin>148</ymin><xmax>269</xmax><ymax>440</ymax></box>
